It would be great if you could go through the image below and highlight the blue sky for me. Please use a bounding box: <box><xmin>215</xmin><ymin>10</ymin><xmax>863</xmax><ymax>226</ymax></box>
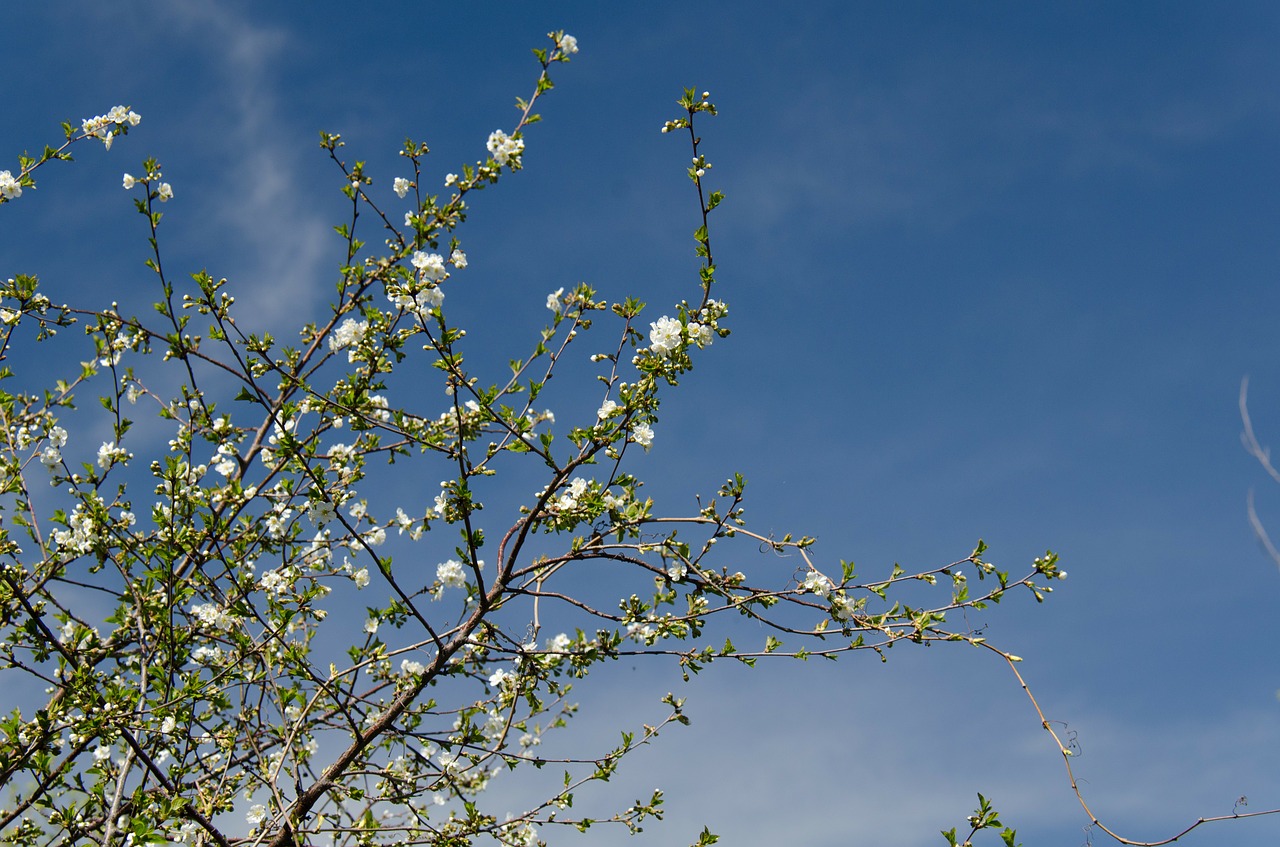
<box><xmin>5</xmin><ymin>2</ymin><xmax>1280</xmax><ymax>845</ymax></box>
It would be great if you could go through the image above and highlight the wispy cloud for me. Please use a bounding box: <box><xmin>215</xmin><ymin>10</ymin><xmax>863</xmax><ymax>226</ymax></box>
<box><xmin>142</xmin><ymin>0</ymin><xmax>335</xmax><ymax>329</ymax></box>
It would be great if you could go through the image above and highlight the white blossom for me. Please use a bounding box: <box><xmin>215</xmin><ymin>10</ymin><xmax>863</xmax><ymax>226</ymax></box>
<box><xmin>800</xmin><ymin>570</ymin><xmax>833</xmax><ymax>597</ymax></box>
<box><xmin>309</xmin><ymin>499</ymin><xmax>335</xmax><ymax>525</ymax></box>
<box><xmin>81</xmin><ymin>106</ymin><xmax>141</xmax><ymax>148</ymax></box>
<box><xmin>552</xmin><ymin>477</ymin><xmax>589</xmax><ymax>512</ymax></box>
<box><xmin>831</xmin><ymin>592</ymin><xmax>858</xmax><ymax>622</ymax></box>
<box><xmin>190</xmin><ymin>601</ymin><xmax>242</xmax><ymax>630</ymax></box>
<box><xmin>393</xmin><ymin>176</ymin><xmax>411</xmax><ymax>198</ymax></box>
<box><xmin>546</xmin><ymin>287</ymin><xmax>564</xmax><ymax>313</ymax></box>
<box><xmin>52</xmin><ymin>499</ymin><xmax>103</xmax><ymax>553</ymax></box>
<box><xmin>268</xmin><ymin>417</ymin><xmax>297</xmax><ymax>448</ymax></box>
<box><xmin>648</xmin><ymin>316</ymin><xmax>683</xmax><ymax>355</ymax></box>
<box><xmin>394</xmin><ymin>507</ymin><xmax>422</xmax><ymax>539</ymax></box>
<box><xmin>97</xmin><ymin>441</ymin><xmax>128</xmax><ymax>469</ymax></box>
<box><xmin>557</xmin><ymin>33</ymin><xmax>579</xmax><ymax>54</ymax></box>
<box><xmin>0</xmin><ymin>171</ymin><xmax>21</xmax><ymax>200</ymax></box>
<box><xmin>39</xmin><ymin>446</ymin><xmax>61</xmax><ymax>470</ymax></box>
<box><xmin>259</xmin><ymin>568</ymin><xmax>296</xmax><ymax>597</ymax></box>
<box><xmin>630</xmin><ymin>422</ymin><xmax>654</xmax><ymax>450</ymax></box>
<box><xmin>437</xmin><ymin>559</ymin><xmax>466</xmax><ymax>590</ymax></box>
<box><xmin>688</xmin><ymin>321</ymin><xmax>714</xmax><ymax>347</ymax></box>
<box><xmin>366</xmin><ymin>394</ymin><xmax>391</xmax><ymax>422</ymax></box>
<box><xmin>190</xmin><ymin>643</ymin><xmax>222</xmax><ymax>663</ymax></box>
<box><xmin>173</xmin><ymin>822</ymin><xmax>200</xmax><ymax>844</ymax></box>
<box><xmin>626</xmin><ymin>621</ymin><xmax>655</xmax><ymax>642</ymax></box>
<box><xmin>389</xmin><ymin>278</ymin><xmax>446</xmax><ymax>319</ymax></box>
<box><xmin>212</xmin><ymin>443</ymin><xmax>237</xmax><ymax>477</ymax></box>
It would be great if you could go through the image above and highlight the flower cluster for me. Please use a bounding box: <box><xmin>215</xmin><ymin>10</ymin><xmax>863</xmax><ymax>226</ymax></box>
<box><xmin>386</xmin><ymin>250</ymin><xmax>456</xmax><ymax>319</ymax></box>
<box><xmin>50</xmin><ymin>497</ymin><xmax>104</xmax><ymax>556</ymax></box>
<box><xmin>412</xmin><ymin>250</ymin><xmax>447</xmax><ymax>282</ymax></box>
<box><xmin>648</xmin><ymin>316</ymin><xmax>683</xmax><ymax>355</ymax></box>
<box><xmin>212</xmin><ymin>443</ymin><xmax>238</xmax><ymax>477</ymax></box>
<box><xmin>552</xmin><ymin>477</ymin><xmax>589</xmax><ymax>512</ymax></box>
<box><xmin>190</xmin><ymin>601</ymin><xmax>243</xmax><ymax>631</ymax></box>
<box><xmin>259</xmin><ymin>567</ymin><xmax>301</xmax><ymax>598</ymax></box>
<box><xmin>34</xmin><ymin>425</ymin><xmax>70</xmax><ymax>473</ymax></box>
<box><xmin>646</xmin><ymin>299</ymin><xmax>727</xmax><ymax>357</ymax></box>
<box><xmin>486</xmin><ymin>129</ymin><xmax>524</xmax><ymax>167</ymax></box>
<box><xmin>122</xmin><ymin>171</ymin><xmax>172</xmax><ymax>201</ymax></box>
<box><xmin>328</xmin><ymin>317</ymin><xmax>369</xmax><ymax>361</ymax></box>
<box><xmin>81</xmin><ymin>105</ymin><xmax>141</xmax><ymax>149</ymax></box>
<box><xmin>259</xmin><ymin>416</ymin><xmax>298</xmax><ymax>469</ymax></box>
<box><xmin>96</xmin><ymin>440</ymin><xmax>130</xmax><ymax>469</ymax></box>
<box><xmin>798</xmin><ymin>569</ymin><xmax>861</xmax><ymax>622</ymax></box>
<box><xmin>434</xmin><ymin>557</ymin><xmax>483</xmax><ymax>598</ymax></box>
<box><xmin>544</xmin><ymin>476</ymin><xmax>626</xmax><ymax>517</ymax></box>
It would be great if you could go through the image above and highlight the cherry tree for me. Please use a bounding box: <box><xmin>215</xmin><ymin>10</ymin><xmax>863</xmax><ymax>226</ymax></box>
<box><xmin>1</xmin><ymin>31</ymin><xmax>1262</xmax><ymax>847</ymax></box>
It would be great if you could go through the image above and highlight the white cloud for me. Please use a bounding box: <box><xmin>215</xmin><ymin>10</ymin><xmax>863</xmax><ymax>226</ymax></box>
<box><xmin>146</xmin><ymin>0</ymin><xmax>334</xmax><ymax>329</ymax></box>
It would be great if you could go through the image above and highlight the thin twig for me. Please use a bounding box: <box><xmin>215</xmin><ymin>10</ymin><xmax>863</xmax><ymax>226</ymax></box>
<box><xmin>996</xmin><ymin>645</ymin><xmax>1280</xmax><ymax>845</ymax></box>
